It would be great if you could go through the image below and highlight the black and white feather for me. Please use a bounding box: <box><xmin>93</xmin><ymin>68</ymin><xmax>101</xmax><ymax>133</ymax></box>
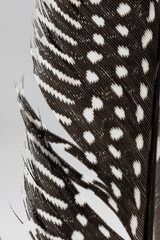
<box><xmin>16</xmin><ymin>0</ymin><xmax>160</xmax><ymax>239</ymax></box>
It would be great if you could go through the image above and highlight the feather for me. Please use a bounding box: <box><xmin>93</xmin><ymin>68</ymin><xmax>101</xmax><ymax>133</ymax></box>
<box><xmin>153</xmin><ymin>56</ymin><xmax>160</xmax><ymax>240</ymax></box>
<box><xmin>16</xmin><ymin>0</ymin><xmax>160</xmax><ymax>239</ymax></box>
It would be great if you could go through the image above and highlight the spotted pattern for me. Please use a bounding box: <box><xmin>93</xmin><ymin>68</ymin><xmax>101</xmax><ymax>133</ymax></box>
<box><xmin>18</xmin><ymin>1</ymin><xmax>160</xmax><ymax>240</ymax></box>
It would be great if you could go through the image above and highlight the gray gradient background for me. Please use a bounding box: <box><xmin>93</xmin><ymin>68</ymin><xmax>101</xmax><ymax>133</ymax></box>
<box><xmin>0</xmin><ymin>1</ymin><xmax>129</xmax><ymax>240</ymax></box>
<box><xmin>1</xmin><ymin>1</ymin><xmax>35</xmax><ymax>239</ymax></box>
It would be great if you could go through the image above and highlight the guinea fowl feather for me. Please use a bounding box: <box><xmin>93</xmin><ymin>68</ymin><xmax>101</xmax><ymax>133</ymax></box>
<box><xmin>16</xmin><ymin>0</ymin><xmax>160</xmax><ymax>239</ymax></box>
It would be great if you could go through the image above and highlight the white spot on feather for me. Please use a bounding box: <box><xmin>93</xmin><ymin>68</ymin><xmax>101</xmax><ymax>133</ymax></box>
<box><xmin>83</xmin><ymin>131</ymin><xmax>95</xmax><ymax>144</ymax></box>
<box><xmin>141</xmin><ymin>29</ymin><xmax>153</xmax><ymax>49</ymax></box>
<box><xmin>157</xmin><ymin>136</ymin><xmax>160</xmax><ymax>161</ymax></box>
<box><xmin>111</xmin><ymin>182</ymin><xmax>121</xmax><ymax>198</ymax></box>
<box><xmin>98</xmin><ymin>225</ymin><xmax>110</xmax><ymax>238</ymax></box>
<box><xmin>134</xmin><ymin>187</ymin><xmax>141</xmax><ymax>210</ymax></box>
<box><xmin>83</xmin><ymin>108</ymin><xmax>94</xmax><ymax>123</ymax></box>
<box><xmin>110</xmin><ymin>166</ymin><xmax>123</xmax><ymax>180</ymax></box>
<box><xmin>71</xmin><ymin>231</ymin><xmax>84</xmax><ymax>240</ymax></box>
<box><xmin>136</xmin><ymin>105</ymin><xmax>144</xmax><ymax>123</ymax></box>
<box><xmin>133</xmin><ymin>161</ymin><xmax>141</xmax><ymax>177</ymax></box>
<box><xmin>141</xmin><ymin>58</ymin><xmax>149</xmax><ymax>74</ymax></box>
<box><xmin>147</xmin><ymin>2</ymin><xmax>155</xmax><ymax>23</ymax></box>
<box><xmin>116</xmin><ymin>65</ymin><xmax>128</xmax><ymax>78</ymax></box>
<box><xmin>135</xmin><ymin>134</ymin><xmax>144</xmax><ymax>150</ymax></box>
<box><xmin>89</xmin><ymin>0</ymin><xmax>102</xmax><ymax>4</ymax></box>
<box><xmin>108</xmin><ymin>145</ymin><xmax>121</xmax><ymax>159</ymax></box>
<box><xmin>86</xmin><ymin>70</ymin><xmax>99</xmax><ymax>83</ymax></box>
<box><xmin>117</xmin><ymin>46</ymin><xmax>130</xmax><ymax>57</ymax></box>
<box><xmin>116</xmin><ymin>24</ymin><xmax>129</xmax><ymax>36</ymax></box>
<box><xmin>117</xmin><ymin>3</ymin><xmax>131</xmax><ymax>17</ymax></box>
<box><xmin>76</xmin><ymin>214</ymin><xmax>88</xmax><ymax>226</ymax></box>
<box><xmin>92</xmin><ymin>96</ymin><xmax>103</xmax><ymax>109</ymax></box>
<box><xmin>93</xmin><ymin>33</ymin><xmax>104</xmax><ymax>45</ymax></box>
<box><xmin>85</xmin><ymin>151</ymin><xmax>97</xmax><ymax>164</ymax></box>
<box><xmin>92</xmin><ymin>15</ymin><xmax>105</xmax><ymax>27</ymax></box>
<box><xmin>114</xmin><ymin>106</ymin><xmax>126</xmax><ymax>119</ymax></box>
<box><xmin>140</xmin><ymin>83</ymin><xmax>148</xmax><ymax>100</ymax></box>
<box><xmin>130</xmin><ymin>215</ymin><xmax>138</xmax><ymax>236</ymax></box>
<box><xmin>110</xmin><ymin>127</ymin><xmax>123</xmax><ymax>140</ymax></box>
<box><xmin>111</xmin><ymin>83</ymin><xmax>123</xmax><ymax>97</ymax></box>
<box><xmin>87</xmin><ymin>51</ymin><xmax>103</xmax><ymax>64</ymax></box>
